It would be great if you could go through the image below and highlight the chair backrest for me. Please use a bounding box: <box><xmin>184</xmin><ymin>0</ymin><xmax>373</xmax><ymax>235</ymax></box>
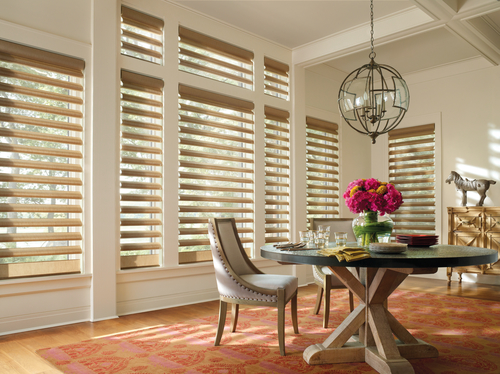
<box><xmin>310</xmin><ymin>218</ymin><xmax>356</xmax><ymax>242</ymax></box>
<box><xmin>208</xmin><ymin>218</ymin><xmax>259</xmax><ymax>276</ymax></box>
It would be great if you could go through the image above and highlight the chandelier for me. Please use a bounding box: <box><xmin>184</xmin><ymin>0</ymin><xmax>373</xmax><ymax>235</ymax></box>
<box><xmin>338</xmin><ymin>0</ymin><xmax>410</xmax><ymax>144</ymax></box>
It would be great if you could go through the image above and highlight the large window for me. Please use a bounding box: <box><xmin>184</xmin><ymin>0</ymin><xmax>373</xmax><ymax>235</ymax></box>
<box><xmin>121</xmin><ymin>6</ymin><xmax>164</xmax><ymax>65</ymax></box>
<box><xmin>0</xmin><ymin>39</ymin><xmax>84</xmax><ymax>279</ymax></box>
<box><xmin>120</xmin><ymin>70</ymin><xmax>164</xmax><ymax>270</ymax></box>
<box><xmin>264</xmin><ymin>106</ymin><xmax>290</xmax><ymax>243</ymax></box>
<box><xmin>179</xmin><ymin>26</ymin><xmax>254</xmax><ymax>90</ymax></box>
<box><xmin>306</xmin><ymin>116</ymin><xmax>339</xmax><ymax>223</ymax></box>
<box><xmin>388</xmin><ymin>124</ymin><xmax>436</xmax><ymax>237</ymax></box>
<box><xmin>178</xmin><ymin>85</ymin><xmax>254</xmax><ymax>263</ymax></box>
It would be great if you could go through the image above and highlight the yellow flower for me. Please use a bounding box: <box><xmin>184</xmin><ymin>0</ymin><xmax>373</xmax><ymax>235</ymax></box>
<box><xmin>380</xmin><ymin>182</ymin><xmax>387</xmax><ymax>185</ymax></box>
<box><xmin>376</xmin><ymin>186</ymin><xmax>388</xmax><ymax>195</ymax></box>
<box><xmin>350</xmin><ymin>186</ymin><xmax>360</xmax><ymax>197</ymax></box>
<box><xmin>368</xmin><ymin>189</ymin><xmax>376</xmax><ymax>194</ymax></box>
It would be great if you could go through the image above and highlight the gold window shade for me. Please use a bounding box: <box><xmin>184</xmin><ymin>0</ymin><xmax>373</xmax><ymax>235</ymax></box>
<box><xmin>121</xmin><ymin>6</ymin><xmax>164</xmax><ymax>65</ymax></box>
<box><xmin>179</xmin><ymin>26</ymin><xmax>254</xmax><ymax>90</ymax></box>
<box><xmin>389</xmin><ymin>124</ymin><xmax>436</xmax><ymax>236</ymax></box>
<box><xmin>306</xmin><ymin>116</ymin><xmax>339</xmax><ymax>223</ymax></box>
<box><xmin>0</xmin><ymin>39</ymin><xmax>84</xmax><ymax>279</ymax></box>
<box><xmin>120</xmin><ymin>70</ymin><xmax>164</xmax><ymax>270</ymax></box>
<box><xmin>178</xmin><ymin>84</ymin><xmax>254</xmax><ymax>263</ymax></box>
<box><xmin>264</xmin><ymin>106</ymin><xmax>290</xmax><ymax>243</ymax></box>
<box><xmin>264</xmin><ymin>57</ymin><xmax>289</xmax><ymax>100</ymax></box>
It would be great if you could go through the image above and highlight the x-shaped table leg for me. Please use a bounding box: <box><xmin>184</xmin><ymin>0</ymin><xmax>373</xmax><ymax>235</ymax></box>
<box><xmin>304</xmin><ymin>267</ymin><xmax>439</xmax><ymax>374</ymax></box>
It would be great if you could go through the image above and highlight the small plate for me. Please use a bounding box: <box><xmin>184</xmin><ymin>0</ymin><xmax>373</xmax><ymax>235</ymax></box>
<box><xmin>369</xmin><ymin>243</ymin><xmax>407</xmax><ymax>254</ymax></box>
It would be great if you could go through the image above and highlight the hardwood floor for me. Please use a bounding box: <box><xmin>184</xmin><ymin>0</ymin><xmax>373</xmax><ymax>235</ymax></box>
<box><xmin>1</xmin><ymin>277</ymin><xmax>499</xmax><ymax>374</ymax></box>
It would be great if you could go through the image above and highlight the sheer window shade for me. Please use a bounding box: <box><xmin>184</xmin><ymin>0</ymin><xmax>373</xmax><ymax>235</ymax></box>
<box><xmin>264</xmin><ymin>57</ymin><xmax>289</xmax><ymax>100</ymax></box>
<box><xmin>264</xmin><ymin>106</ymin><xmax>289</xmax><ymax>243</ymax></box>
<box><xmin>121</xmin><ymin>6</ymin><xmax>164</xmax><ymax>65</ymax></box>
<box><xmin>120</xmin><ymin>70</ymin><xmax>163</xmax><ymax>269</ymax></box>
<box><xmin>178</xmin><ymin>84</ymin><xmax>254</xmax><ymax>263</ymax></box>
<box><xmin>0</xmin><ymin>39</ymin><xmax>84</xmax><ymax>279</ymax></box>
<box><xmin>389</xmin><ymin>124</ymin><xmax>436</xmax><ymax>236</ymax></box>
<box><xmin>179</xmin><ymin>26</ymin><xmax>254</xmax><ymax>90</ymax></box>
<box><xmin>306</xmin><ymin>117</ymin><xmax>339</xmax><ymax>223</ymax></box>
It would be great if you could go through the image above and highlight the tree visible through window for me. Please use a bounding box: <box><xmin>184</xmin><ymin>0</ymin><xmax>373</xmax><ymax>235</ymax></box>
<box><xmin>0</xmin><ymin>39</ymin><xmax>84</xmax><ymax>279</ymax></box>
<box><xmin>178</xmin><ymin>85</ymin><xmax>254</xmax><ymax>263</ymax></box>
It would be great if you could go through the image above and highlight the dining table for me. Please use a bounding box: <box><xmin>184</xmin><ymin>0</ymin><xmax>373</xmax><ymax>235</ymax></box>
<box><xmin>260</xmin><ymin>243</ymin><xmax>498</xmax><ymax>374</ymax></box>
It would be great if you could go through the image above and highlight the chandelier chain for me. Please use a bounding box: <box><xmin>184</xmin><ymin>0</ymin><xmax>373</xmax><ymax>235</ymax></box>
<box><xmin>369</xmin><ymin>0</ymin><xmax>375</xmax><ymax>59</ymax></box>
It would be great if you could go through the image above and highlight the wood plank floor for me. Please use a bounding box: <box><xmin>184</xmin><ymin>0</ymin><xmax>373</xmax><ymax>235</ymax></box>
<box><xmin>1</xmin><ymin>277</ymin><xmax>499</xmax><ymax>373</ymax></box>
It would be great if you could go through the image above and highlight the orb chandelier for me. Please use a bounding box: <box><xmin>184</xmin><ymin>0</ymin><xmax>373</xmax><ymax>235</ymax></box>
<box><xmin>338</xmin><ymin>0</ymin><xmax>410</xmax><ymax>144</ymax></box>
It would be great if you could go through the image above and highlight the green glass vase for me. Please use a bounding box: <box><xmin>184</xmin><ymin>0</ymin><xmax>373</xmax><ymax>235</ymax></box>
<box><xmin>352</xmin><ymin>210</ymin><xmax>394</xmax><ymax>247</ymax></box>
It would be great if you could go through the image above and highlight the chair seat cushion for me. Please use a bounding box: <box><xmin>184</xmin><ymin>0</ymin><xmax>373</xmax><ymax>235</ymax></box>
<box><xmin>318</xmin><ymin>266</ymin><xmax>345</xmax><ymax>287</ymax></box>
<box><xmin>240</xmin><ymin>274</ymin><xmax>298</xmax><ymax>301</ymax></box>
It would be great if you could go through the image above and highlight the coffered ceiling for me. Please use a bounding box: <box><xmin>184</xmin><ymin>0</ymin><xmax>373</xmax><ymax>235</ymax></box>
<box><xmin>171</xmin><ymin>0</ymin><xmax>500</xmax><ymax>75</ymax></box>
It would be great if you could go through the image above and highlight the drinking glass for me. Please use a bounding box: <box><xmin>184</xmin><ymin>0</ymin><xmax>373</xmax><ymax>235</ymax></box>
<box><xmin>309</xmin><ymin>230</ymin><xmax>318</xmax><ymax>247</ymax></box>
<box><xmin>315</xmin><ymin>230</ymin><xmax>326</xmax><ymax>249</ymax></box>
<box><xmin>318</xmin><ymin>225</ymin><xmax>331</xmax><ymax>243</ymax></box>
<box><xmin>299</xmin><ymin>230</ymin><xmax>310</xmax><ymax>244</ymax></box>
<box><xmin>335</xmin><ymin>232</ymin><xmax>348</xmax><ymax>247</ymax></box>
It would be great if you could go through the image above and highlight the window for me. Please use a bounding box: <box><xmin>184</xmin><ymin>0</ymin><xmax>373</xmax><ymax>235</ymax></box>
<box><xmin>120</xmin><ymin>70</ymin><xmax>163</xmax><ymax>270</ymax></box>
<box><xmin>264</xmin><ymin>57</ymin><xmax>289</xmax><ymax>100</ymax></box>
<box><xmin>0</xmin><ymin>39</ymin><xmax>84</xmax><ymax>279</ymax></box>
<box><xmin>121</xmin><ymin>6</ymin><xmax>164</xmax><ymax>65</ymax></box>
<box><xmin>178</xmin><ymin>26</ymin><xmax>254</xmax><ymax>90</ymax></box>
<box><xmin>178</xmin><ymin>84</ymin><xmax>254</xmax><ymax>263</ymax></box>
<box><xmin>388</xmin><ymin>124</ymin><xmax>436</xmax><ymax>236</ymax></box>
<box><xmin>264</xmin><ymin>106</ymin><xmax>289</xmax><ymax>243</ymax></box>
<box><xmin>306</xmin><ymin>116</ymin><xmax>339</xmax><ymax>222</ymax></box>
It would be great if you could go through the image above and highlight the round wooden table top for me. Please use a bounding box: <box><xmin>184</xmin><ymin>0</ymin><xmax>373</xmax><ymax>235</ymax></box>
<box><xmin>260</xmin><ymin>243</ymin><xmax>498</xmax><ymax>269</ymax></box>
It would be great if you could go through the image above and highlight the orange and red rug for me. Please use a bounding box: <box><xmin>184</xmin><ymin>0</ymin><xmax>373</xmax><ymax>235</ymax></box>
<box><xmin>37</xmin><ymin>290</ymin><xmax>500</xmax><ymax>373</ymax></box>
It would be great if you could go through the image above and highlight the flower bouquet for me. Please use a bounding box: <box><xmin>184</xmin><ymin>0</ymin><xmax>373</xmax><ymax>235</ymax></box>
<box><xmin>343</xmin><ymin>178</ymin><xmax>403</xmax><ymax>247</ymax></box>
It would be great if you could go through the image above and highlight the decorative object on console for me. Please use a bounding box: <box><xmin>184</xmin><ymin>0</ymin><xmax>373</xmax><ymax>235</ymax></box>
<box><xmin>447</xmin><ymin>207</ymin><xmax>500</xmax><ymax>284</ymax></box>
<box><xmin>445</xmin><ymin>171</ymin><xmax>496</xmax><ymax>206</ymax></box>
<box><xmin>344</xmin><ymin>178</ymin><xmax>403</xmax><ymax>247</ymax></box>
<box><xmin>337</xmin><ymin>0</ymin><xmax>409</xmax><ymax>144</ymax></box>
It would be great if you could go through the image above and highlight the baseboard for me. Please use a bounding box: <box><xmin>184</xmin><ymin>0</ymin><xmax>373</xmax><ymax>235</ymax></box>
<box><xmin>117</xmin><ymin>288</ymin><xmax>220</xmax><ymax>316</ymax></box>
<box><xmin>0</xmin><ymin>306</ymin><xmax>90</xmax><ymax>336</ymax></box>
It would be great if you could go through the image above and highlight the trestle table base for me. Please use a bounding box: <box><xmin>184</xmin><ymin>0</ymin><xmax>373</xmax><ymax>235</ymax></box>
<box><xmin>303</xmin><ymin>266</ymin><xmax>439</xmax><ymax>374</ymax></box>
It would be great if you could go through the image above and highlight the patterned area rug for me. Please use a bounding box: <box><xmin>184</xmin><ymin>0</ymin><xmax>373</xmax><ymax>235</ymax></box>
<box><xmin>37</xmin><ymin>290</ymin><xmax>500</xmax><ymax>373</ymax></box>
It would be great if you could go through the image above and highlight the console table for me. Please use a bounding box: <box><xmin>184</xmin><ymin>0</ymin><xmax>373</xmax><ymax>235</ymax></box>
<box><xmin>447</xmin><ymin>206</ymin><xmax>500</xmax><ymax>283</ymax></box>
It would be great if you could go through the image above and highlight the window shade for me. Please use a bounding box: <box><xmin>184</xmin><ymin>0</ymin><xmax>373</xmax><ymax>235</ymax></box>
<box><xmin>0</xmin><ymin>39</ymin><xmax>84</xmax><ymax>279</ymax></box>
<box><xmin>306</xmin><ymin>117</ymin><xmax>339</xmax><ymax>223</ymax></box>
<box><xmin>389</xmin><ymin>124</ymin><xmax>436</xmax><ymax>236</ymax></box>
<box><xmin>121</xmin><ymin>6</ymin><xmax>164</xmax><ymax>65</ymax></box>
<box><xmin>264</xmin><ymin>106</ymin><xmax>289</xmax><ymax>243</ymax></box>
<box><xmin>179</xmin><ymin>26</ymin><xmax>254</xmax><ymax>90</ymax></box>
<box><xmin>178</xmin><ymin>84</ymin><xmax>254</xmax><ymax>263</ymax></box>
<box><xmin>120</xmin><ymin>70</ymin><xmax>163</xmax><ymax>270</ymax></box>
<box><xmin>264</xmin><ymin>57</ymin><xmax>289</xmax><ymax>100</ymax></box>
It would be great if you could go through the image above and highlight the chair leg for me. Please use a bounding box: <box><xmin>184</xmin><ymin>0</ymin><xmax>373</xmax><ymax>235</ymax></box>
<box><xmin>277</xmin><ymin>288</ymin><xmax>286</xmax><ymax>356</ymax></box>
<box><xmin>323</xmin><ymin>275</ymin><xmax>331</xmax><ymax>328</ymax></box>
<box><xmin>231</xmin><ymin>303</ymin><xmax>239</xmax><ymax>332</ymax></box>
<box><xmin>348</xmin><ymin>290</ymin><xmax>354</xmax><ymax>312</ymax></box>
<box><xmin>313</xmin><ymin>286</ymin><xmax>323</xmax><ymax>315</ymax></box>
<box><xmin>214</xmin><ymin>299</ymin><xmax>227</xmax><ymax>346</ymax></box>
<box><xmin>291</xmin><ymin>292</ymin><xmax>299</xmax><ymax>334</ymax></box>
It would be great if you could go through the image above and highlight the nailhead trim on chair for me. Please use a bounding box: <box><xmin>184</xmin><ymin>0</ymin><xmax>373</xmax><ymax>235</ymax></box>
<box><xmin>209</xmin><ymin>221</ymin><xmax>277</xmax><ymax>303</ymax></box>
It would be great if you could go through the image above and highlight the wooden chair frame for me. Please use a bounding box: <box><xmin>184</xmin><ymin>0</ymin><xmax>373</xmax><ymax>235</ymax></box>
<box><xmin>208</xmin><ymin>218</ymin><xmax>299</xmax><ymax>355</ymax></box>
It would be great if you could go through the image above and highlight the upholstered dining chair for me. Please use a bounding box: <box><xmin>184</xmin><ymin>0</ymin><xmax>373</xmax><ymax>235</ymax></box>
<box><xmin>310</xmin><ymin>217</ymin><xmax>356</xmax><ymax>328</ymax></box>
<box><xmin>208</xmin><ymin>217</ymin><xmax>299</xmax><ymax>356</ymax></box>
